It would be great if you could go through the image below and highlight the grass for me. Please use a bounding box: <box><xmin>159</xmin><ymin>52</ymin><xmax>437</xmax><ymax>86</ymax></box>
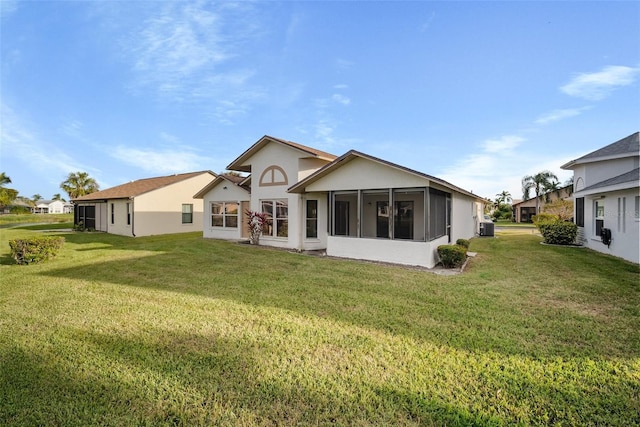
<box><xmin>1</xmin><ymin>227</ymin><xmax>639</xmax><ymax>426</ymax></box>
<box><xmin>0</xmin><ymin>213</ymin><xmax>73</xmax><ymax>228</ymax></box>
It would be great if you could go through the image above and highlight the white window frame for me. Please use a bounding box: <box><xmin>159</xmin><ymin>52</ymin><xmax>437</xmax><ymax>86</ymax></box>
<box><xmin>211</xmin><ymin>201</ymin><xmax>239</xmax><ymax>228</ymax></box>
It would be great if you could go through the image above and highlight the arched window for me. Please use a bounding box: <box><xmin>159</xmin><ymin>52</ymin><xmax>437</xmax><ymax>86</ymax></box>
<box><xmin>259</xmin><ymin>165</ymin><xmax>288</xmax><ymax>187</ymax></box>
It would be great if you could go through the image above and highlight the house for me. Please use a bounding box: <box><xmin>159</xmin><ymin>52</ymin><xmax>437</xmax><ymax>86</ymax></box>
<box><xmin>73</xmin><ymin>171</ymin><xmax>216</xmax><ymax>237</ymax></box>
<box><xmin>194</xmin><ymin>135</ymin><xmax>486</xmax><ymax>269</ymax></box>
<box><xmin>32</xmin><ymin>200</ymin><xmax>72</xmax><ymax>214</ymax></box>
<box><xmin>561</xmin><ymin>131</ymin><xmax>639</xmax><ymax>264</ymax></box>
<box><xmin>513</xmin><ymin>185</ymin><xmax>573</xmax><ymax>223</ymax></box>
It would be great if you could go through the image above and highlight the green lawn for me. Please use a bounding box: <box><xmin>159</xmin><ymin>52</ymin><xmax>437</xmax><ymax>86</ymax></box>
<box><xmin>1</xmin><ymin>227</ymin><xmax>638</xmax><ymax>426</ymax></box>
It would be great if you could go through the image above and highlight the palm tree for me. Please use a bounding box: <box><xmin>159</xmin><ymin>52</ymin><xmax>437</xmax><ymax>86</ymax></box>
<box><xmin>60</xmin><ymin>172</ymin><xmax>100</xmax><ymax>199</ymax></box>
<box><xmin>495</xmin><ymin>190</ymin><xmax>512</xmax><ymax>205</ymax></box>
<box><xmin>32</xmin><ymin>194</ymin><xmax>43</xmax><ymax>203</ymax></box>
<box><xmin>522</xmin><ymin>170</ymin><xmax>559</xmax><ymax>214</ymax></box>
<box><xmin>544</xmin><ymin>180</ymin><xmax>561</xmax><ymax>203</ymax></box>
<box><xmin>52</xmin><ymin>193</ymin><xmax>66</xmax><ymax>202</ymax></box>
<box><xmin>0</xmin><ymin>172</ymin><xmax>11</xmax><ymax>187</ymax></box>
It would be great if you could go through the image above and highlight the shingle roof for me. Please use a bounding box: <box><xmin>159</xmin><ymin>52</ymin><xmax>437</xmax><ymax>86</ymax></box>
<box><xmin>227</xmin><ymin>135</ymin><xmax>337</xmax><ymax>172</ymax></box>
<box><xmin>561</xmin><ymin>132</ymin><xmax>639</xmax><ymax>169</ymax></box>
<box><xmin>73</xmin><ymin>171</ymin><xmax>215</xmax><ymax>202</ymax></box>
<box><xmin>580</xmin><ymin>167</ymin><xmax>640</xmax><ymax>193</ymax></box>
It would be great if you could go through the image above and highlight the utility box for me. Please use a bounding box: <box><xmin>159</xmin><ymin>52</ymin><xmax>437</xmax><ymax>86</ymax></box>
<box><xmin>480</xmin><ymin>222</ymin><xmax>495</xmax><ymax>237</ymax></box>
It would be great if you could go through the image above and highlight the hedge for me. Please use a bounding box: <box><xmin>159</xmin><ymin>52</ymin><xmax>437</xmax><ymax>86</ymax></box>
<box><xmin>8</xmin><ymin>236</ymin><xmax>65</xmax><ymax>265</ymax></box>
<box><xmin>437</xmin><ymin>244</ymin><xmax>467</xmax><ymax>268</ymax></box>
<box><xmin>536</xmin><ymin>221</ymin><xmax>578</xmax><ymax>245</ymax></box>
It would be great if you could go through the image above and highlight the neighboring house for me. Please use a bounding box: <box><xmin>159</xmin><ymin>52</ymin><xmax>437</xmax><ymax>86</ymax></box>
<box><xmin>32</xmin><ymin>200</ymin><xmax>66</xmax><ymax>214</ymax></box>
<box><xmin>561</xmin><ymin>131</ymin><xmax>639</xmax><ymax>264</ymax></box>
<box><xmin>195</xmin><ymin>135</ymin><xmax>487</xmax><ymax>269</ymax></box>
<box><xmin>73</xmin><ymin>171</ymin><xmax>216</xmax><ymax>237</ymax></box>
<box><xmin>513</xmin><ymin>185</ymin><xmax>573</xmax><ymax>223</ymax></box>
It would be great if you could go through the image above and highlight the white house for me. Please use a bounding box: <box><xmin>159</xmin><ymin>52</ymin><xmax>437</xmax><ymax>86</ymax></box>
<box><xmin>73</xmin><ymin>171</ymin><xmax>216</xmax><ymax>237</ymax></box>
<box><xmin>195</xmin><ymin>135</ymin><xmax>486</xmax><ymax>269</ymax></box>
<box><xmin>561</xmin><ymin>131</ymin><xmax>639</xmax><ymax>264</ymax></box>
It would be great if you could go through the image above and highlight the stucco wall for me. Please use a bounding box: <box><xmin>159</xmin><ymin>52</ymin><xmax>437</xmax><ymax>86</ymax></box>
<box><xmin>306</xmin><ymin>157</ymin><xmax>428</xmax><ymax>191</ymax></box>
<box><xmin>327</xmin><ymin>234</ymin><xmax>449</xmax><ymax>268</ymax></box>
<box><xmin>201</xmin><ymin>180</ymin><xmax>250</xmax><ymax>240</ymax></box>
<box><xmin>130</xmin><ymin>173</ymin><xmax>214</xmax><ymax>237</ymax></box>
<box><xmin>579</xmin><ymin>188</ymin><xmax>639</xmax><ymax>264</ymax></box>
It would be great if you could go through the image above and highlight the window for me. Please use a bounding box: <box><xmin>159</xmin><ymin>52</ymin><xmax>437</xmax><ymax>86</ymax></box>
<box><xmin>211</xmin><ymin>202</ymin><xmax>238</xmax><ymax>228</ymax></box>
<box><xmin>182</xmin><ymin>204</ymin><xmax>193</xmax><ymax>224</ymax></box>
<box><xmin>635</xmin><ymin>196</ymin><xmax>640</xmax><ymax>220</ymax></box>
<box><xmin>575</xmin><ymin>197</ymin><xmax>585</xmax><ymax>227</ymax></box>
<box><xmin>306</xmin><ymin>200</ymin><xmax>318</xmax><ymax>238</ymax></box>
<box><xmin>595</xmin><ymin>200</ymin><xmax>604</xmax><ymax>236</ymax></box>
<box><xmin>259</xmin><ymin>165</ymin><xmax>288</xmax><ymax>186</ymax></box>
<box><xmin>126</xmin><ymin>203</ymin><xmax>131</xmax><ymax>226</ymax></box>
<box><xmin>110</xmin><ymin>203</ymin><xmax>115</xmax><ymax>224</ymax></box>
<box><xmin>261</xmin><ymin>200</ymin><xmax>288</xmax><ymax>238</ymax></box>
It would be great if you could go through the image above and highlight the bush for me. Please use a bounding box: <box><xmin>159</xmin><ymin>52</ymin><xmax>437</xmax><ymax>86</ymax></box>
<box><xmin>532</xmin><ymin>213</ymin><xmax>559</xmax><ymax>225</ymax></box>
<box><xmin>8</xmin><ymin>236</ymin><xmax>65</xmax><ymax>265</ymax></box>
<box><xmin>537</xmin><ymin>221</ymin><xmax>578</xmax><ymax>245</ymax></box>
<box><xmin>437</xmin><ymin>244</ymin><xmax>467</xmax><ymax>268</ymax></box>
<box><xmin>456</xmin><ymin>238</ymin><xmax>470</xmax><ymax>249</ymax></box>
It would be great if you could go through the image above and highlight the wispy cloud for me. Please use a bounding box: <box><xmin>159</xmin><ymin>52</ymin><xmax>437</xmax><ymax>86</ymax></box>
<box><xmin>438</xmin><ymin>134</ymin><xmax>570</xmax><ymax>199</ymax></box>
<box><xmin>535</xmin><ymin>106</ymin><xmax>591</xmax><ymax>125</ymax></box>
<box><xmin>331</xmin><ymin>94</ymin><xmax>351</xmax><ymax>106</ymax></box>
<box><xmin>121</xmin><ymin>1</ymin><xmax>265</xmax><ymax>122</ymax></box>
<box><xmin>1</xmin><ymin>104</ymin><xmax>93</xmax><ymax>176</ymax></box>
<box><xmin>560</xmin><ymin>65</ymin><xmax>640</xmax><ymax>100</ymax></box>
<box><xmin>0</xmin><ymin>0</ymin><xmax>18</xmax><ymax>19</ymax></box>
<box><xmin>111</xmin><ymin>144</ymin><xmax>211</xmax><ymax>174</ymax></box>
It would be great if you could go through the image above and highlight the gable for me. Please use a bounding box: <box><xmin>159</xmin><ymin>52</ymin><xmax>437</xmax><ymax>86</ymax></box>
<box><xmin>304</xmin><ymin>156</ymin><xmax>429</xmax><ymax>192</ymax></box>
<box><xmin>227</xmin><ymin>135</ymin><xmax>336</xmax><ymax>172</ymax></box>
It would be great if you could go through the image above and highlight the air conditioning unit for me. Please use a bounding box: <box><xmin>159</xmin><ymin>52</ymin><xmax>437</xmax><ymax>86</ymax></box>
<box><xmin>480</xmin><ymin>222</ymin><xmax>494</xmax><ymax>237</ymax></box>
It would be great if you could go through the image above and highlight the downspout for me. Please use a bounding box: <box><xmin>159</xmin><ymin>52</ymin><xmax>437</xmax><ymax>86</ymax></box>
<box><xmin>130</xmin><ymin>197</ymin><xmax>136</xmax><ymax>237</ymax></box>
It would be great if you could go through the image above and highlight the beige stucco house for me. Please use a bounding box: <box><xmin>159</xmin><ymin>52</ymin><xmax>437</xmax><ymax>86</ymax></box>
<box><xmin>73</xmin><ymin>171</ymin><xmax>216</xmax><ymax>237</ymax></box>
<box><xmin>195</xmin><ymin>135</ymin><xmax>486</xmax><ymax>269</ymax></box>
<box><xmin>561</xmin><ymin>131</ymin><xmax>639</xmax><ymax>264</ymax></box>
<box><xmin>513</xmin><ymin>185</ymin><xmax>573</xmax><ymax>223</ymax></box>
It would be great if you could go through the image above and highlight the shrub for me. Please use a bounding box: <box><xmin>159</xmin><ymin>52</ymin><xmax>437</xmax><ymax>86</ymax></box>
<box><xmin>537</xmin><ymin>221</ymin><xmax>578</xmax><ymax>245</ymax></box>
<box><xmin>8</xmin><ymin>236</ymin><xmax>65</xmax><ymax>265</ymax></box>
<box><xmin>532</xmin><ymin>213</ymin><xmax>559</xmax><ymax>225</ymax></box>
<box><xmin>437</xmin><ymin>244</ymin><xmax>467</xmax><ymax>268</ymax></box>
<box><xmin>456</xmin><ymin>238</ymin><xmax>470</xmax><ymax>249</ymax></box>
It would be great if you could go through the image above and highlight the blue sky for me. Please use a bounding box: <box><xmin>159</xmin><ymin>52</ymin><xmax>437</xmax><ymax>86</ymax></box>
<box><xmin>1</xmin><ymin>1</ymin><xmax>638</xmax><ymax>202</ymax></box>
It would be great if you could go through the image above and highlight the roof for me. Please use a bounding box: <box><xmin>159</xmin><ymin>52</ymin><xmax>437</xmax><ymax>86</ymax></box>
<box><xmin>73</xmin><ymin>171</ymin><xmax>215</xmax><ymax>202</ymax></box>
<box><xmin>193</xmin><ymin>173</ymin><xmax>250</xmax><ymax>199</ymax></box>
<box><xmin>561</xmin><ymin>131</ymin><xmax>639</xmax><ymax>169</ymax></box>
<box><xmin>578</xmin><ymin>167</ymin><xmax>639</xmax><ymax>193</ymax></box>
<box><xmin>226</xmin><ymin>135</ymin><xmax>338</xmax><ymax>172</ymax></box>
<box><xmin>289</xmin><ymin>149</ymin><xmax>487</xmax><ymax>202</ymax></box>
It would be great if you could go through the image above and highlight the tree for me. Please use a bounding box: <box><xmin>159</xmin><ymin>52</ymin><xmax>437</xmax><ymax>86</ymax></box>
<box><xmin>0</xmin><ymin>172</ymin><xmax>18</xmax><ymax>209</ymax></box>
<box><xmin>60</xmin><ymin>172</ymin><xmax>100</xmax><ymax>199</ymax></box>
<box><xmin>543</xmin><ymin>199</ymin><xmax>574</xmax><ymax>221</ymax></box>
<box><xmin>32</xmin><ymin>194</ymin><xmax>43</xmax><ymax>203</ymax></box>
<box><xmin>495</xmin><ymin>190</ymin><xmax>512</xmax><ymax>205</ymax></box>
<box><xmin>522</xmin><ymin>170</ymin><xmax>559</xmax><ymax>215</ymax></box>
<box><xmin>544</xmin><ymin>180</ymin><xmax>561</xmax><ymax>203</ymax></box>
<box><xmin>52</xmin><ymin>193</ymin><xmax>66</xmax><ymax>202</ymax></box>
<box><xmin>0</xmin><ymin>172</ymin><xmax>11</xmax><ymax>187</ymax></box>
